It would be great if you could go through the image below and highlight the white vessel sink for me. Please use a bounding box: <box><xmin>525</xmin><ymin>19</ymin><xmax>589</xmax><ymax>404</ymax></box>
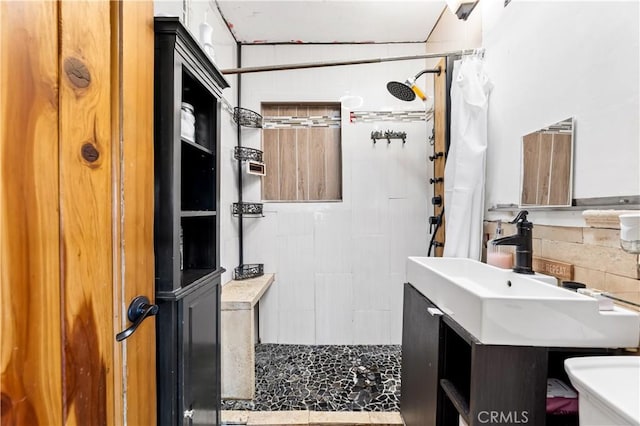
<box><xmin>406</xmin><ymin>257</ymin><xmax>640</xmax><ymax>347</ymax></box>
<box><xmin>565</xmin><ymin>356</ymin><xmax>640</xmax><ymax>425</ymax></box>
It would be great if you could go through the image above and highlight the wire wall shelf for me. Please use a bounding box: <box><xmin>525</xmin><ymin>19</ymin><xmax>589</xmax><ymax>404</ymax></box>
<box><xmin>233</xmin><ymin>263</ymin><xmax>264</xmax><ymax>280</ymax></box>
<box><xmin>233</xmin><ymin>107</ymin><xmax>263</xmax><ymax>128</ymax></box>
<box><xmin>234</xmin><ymin>146</ymin><xmax>264</xmax><ymax>162</ymax></box>
<box><xmin>232</xmin><ymin>202</ymin><xmax>264</xmax><ymax>217</ymax></box>
<box><xmin>371</xmin><ymin>130</ymin><xmax>407</xmax><ymax>144</ymax></box>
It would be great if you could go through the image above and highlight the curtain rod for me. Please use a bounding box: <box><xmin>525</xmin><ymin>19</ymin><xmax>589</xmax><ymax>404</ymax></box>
<box><xmin>221</xmin><ymin>48</ymin><xmax>482</xmax><ymax>75</ymax></box>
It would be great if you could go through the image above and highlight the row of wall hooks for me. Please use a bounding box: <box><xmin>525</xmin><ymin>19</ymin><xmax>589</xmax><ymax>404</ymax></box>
<box><xmin>371</xmin><ymin>130</ymin><xmax>407</xmax><ymax>144</ymax></box>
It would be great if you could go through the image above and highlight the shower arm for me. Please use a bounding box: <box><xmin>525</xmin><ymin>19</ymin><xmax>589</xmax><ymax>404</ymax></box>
<box><xmin>414</xmin><ymin>67</ymin><xmax>442</xmax><ymax>79</ymax></box>
<box><xmin>221</xmin><ymin>49</ymin><xmax>479</xmax><ymax>75</ymax></box>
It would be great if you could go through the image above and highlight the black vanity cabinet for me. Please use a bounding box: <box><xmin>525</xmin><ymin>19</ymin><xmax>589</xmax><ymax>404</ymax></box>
<box><xmin>402</xmin><ymin>283</ymin><xmax>615</xmax><ymax>426</ymax></box>
<box><xmin>154</xmin><ymin>17</ymin><xmax>229</xmax><ymax>426</ymax></box>
<box><xmin>401</xmin><ymin>284</ymin><xmax>443</xmax><ymax>426</ymax></box>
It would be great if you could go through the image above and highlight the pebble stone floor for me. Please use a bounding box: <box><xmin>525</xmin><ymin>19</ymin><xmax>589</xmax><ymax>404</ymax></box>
<box><xmin>222</xmin><ymin>344</ymin><xmax>401</xmax><ymax>412</ymax></box>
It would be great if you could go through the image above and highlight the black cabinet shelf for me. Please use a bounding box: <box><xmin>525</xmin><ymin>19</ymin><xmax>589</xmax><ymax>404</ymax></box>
<box><xmin>181</xmin><ymin>210</ymin><xmax>217</xmax><ymax>217</ymax></box>
<box><xmin>181</xmin><ymin>268</ymin><xmax>217</xmax><ymax>287</ymax></box>
<box><xmin>440</xmin><ymin>380</ymin><xmax>469</xmax><ymax>424</ymax></box>
<box><xmin>182</xmin><ymin>137</ymin><xmax>213</xmax><ymax>155</ymax></box>
<box><xmin>154</xmin><ymin>17</ymin><xmax>228</xmax><ymax>426</ymax></box>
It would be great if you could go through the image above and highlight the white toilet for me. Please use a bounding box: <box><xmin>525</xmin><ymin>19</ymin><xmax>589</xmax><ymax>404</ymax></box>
<box><xmin>565</xmin><ymin>356</ymin><xmax>640</xmax><ymax>426</ymax></box>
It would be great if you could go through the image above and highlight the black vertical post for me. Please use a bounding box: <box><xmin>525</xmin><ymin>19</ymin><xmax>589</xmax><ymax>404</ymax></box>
<box><xmin>236</xmin><ymin>42</ymin><xmax>243</xmax><ymax>268</ymax></box>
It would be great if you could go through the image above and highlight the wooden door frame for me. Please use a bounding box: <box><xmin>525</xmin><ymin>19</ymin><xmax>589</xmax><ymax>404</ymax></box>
<box><xmin>113</xmin><ymin>2</ymin><xmax>156</xmax><ymax>425</ymax></box>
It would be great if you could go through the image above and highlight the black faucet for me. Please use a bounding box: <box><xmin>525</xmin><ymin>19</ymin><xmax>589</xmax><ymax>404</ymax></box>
<box><xmin>492</xmin><ymin>210</ymin><xmax>534</xmax><ymax>274</ymax></box>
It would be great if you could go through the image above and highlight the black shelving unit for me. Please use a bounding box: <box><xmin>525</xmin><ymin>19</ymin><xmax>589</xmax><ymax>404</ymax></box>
<box><xmin>154</xmin><ymin>17</ymin><xmax>229</xmax><ymax>426</ymax></box>
<box><xmin>232</xmin><ymin>112</ymin><xmax>265</xmax><ymax>279</ymax></box>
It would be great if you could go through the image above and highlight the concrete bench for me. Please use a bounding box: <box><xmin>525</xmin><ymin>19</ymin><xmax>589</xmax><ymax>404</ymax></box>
<box><xmin>221</xmin><ymin>273</ymin><xmax>275</xmax><ymax>400</ymax></box>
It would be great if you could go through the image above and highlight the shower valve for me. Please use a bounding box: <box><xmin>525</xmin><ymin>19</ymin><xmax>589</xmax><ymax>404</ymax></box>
<box><xmin>429</xmin><ymin>152</ymin><xmax>444</xmax><ymax>161</ymax></box>
<box><xmin>429</xmin><ymin>215</ymin><xmax>440</xmax><ymax>233</ymax></box>
<box><xmin>430</xmin><ymin>177</ymin><xmax>444</xmax><ymax>184</ymax></box>
<box><xmin>432</xmin><ymin>196</ymin><xmax>442</xmax><ymax>206</ymax></box>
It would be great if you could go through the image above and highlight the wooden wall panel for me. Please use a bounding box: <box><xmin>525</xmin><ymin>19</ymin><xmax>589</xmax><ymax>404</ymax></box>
<box><xmin>549</xmin><ymin>134</ymin><xmax>571</xmax><ymax>205</ymax></box>
<box><xmin>536</xmin><ymin>133</ymin><xmax>553</xmax><ymax>205</ymax></box>
<box><xmin>261</xmin><ymin>105</ymin><xmax>280</xmax><ymax>201</ymax></box>
<box><xmin>308</xmin><ymin>106</ymin><xmax>327</xmax><ymax>200</ymax></box>
<box><xmin>59</xmin><ymin>2</ymin><xmax>114</xmax><ymax>425</ymax></box>
<box><xmin>521</xmin><ymin>133</ymin><xmax>540</xmax><ymax>205</ymax></box>
<box><xmin>326</xmin><ymin>126</ymin><xmax>342</xmax><ymax>200</ymax></box>
<box><xmin>1</xmin><ymin>3</ymin><xmax>63</xmax><ymax>425</ymax></box>
<box><xmin>262</xmin><ymin>103</ymin><xmax>341</xmax><ymax>202</ymax></box>
<box><xmin>118</xmin><ymin>2</ymin><xmax>156</xmax><ymax>425</ymax></box>
<box><xmin>296</xmin><ymin>106</ymin><xmax>309</xmax><ymax>201</ymax></box>
<box><xmin>277</xmin><ymin>106</ymin><xmax>298</xmax><ymax>200</ymax></box>
<box><xmin>522</xmin><ymin>131</ymin><xmax>572</xmax><ymax>206</ymax></box>
<box><xmin>433</xmin><ymin>58</ymin><xmax>447</xmax><ymax>256</ymax></box>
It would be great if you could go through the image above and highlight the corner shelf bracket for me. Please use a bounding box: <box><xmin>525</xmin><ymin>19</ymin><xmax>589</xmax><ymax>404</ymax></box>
<box><xmin>233</xmin><ymin>107</ymin><xmax>263</xmax><ymax>128</ymax></box>
<box><xmin>232</xmin><ymin>202</ymin><xmax>264</xmax><ymax>217</ymax></box>
<box><xmin>234</xmin><ymin>146</ymin><xmax>264</xmax><ymax>162</ymax></box>
<box><xmin>233</xmin><ymin>263</ymin><xmax>264</xmax><ymax>280</ymax></box>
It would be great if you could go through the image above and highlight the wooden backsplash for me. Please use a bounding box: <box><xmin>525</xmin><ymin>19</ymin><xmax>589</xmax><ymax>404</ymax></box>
<box><xmin>484</xmin><ymin>221</ymin><xmax>640</xmax><ymax>310</ymax></box>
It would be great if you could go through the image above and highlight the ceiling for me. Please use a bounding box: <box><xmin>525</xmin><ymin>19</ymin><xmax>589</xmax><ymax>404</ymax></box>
<box><xmin>215</xmin><ymin>1</ymin><xmax>447</xmax><ymax>44</ymax></box>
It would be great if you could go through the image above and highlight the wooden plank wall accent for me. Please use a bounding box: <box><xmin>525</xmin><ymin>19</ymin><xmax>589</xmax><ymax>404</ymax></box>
<box><xmin>549</xmin><ymin>133</ymin><xmax>571</xmax><ymax>205</ymax></box>
<box><xmin>521</xmin><ymin>133</ymin><xmax>539</xmax><ymax>205</ymax></box>
<box><xmin>1</xmin><ymin>2</ymin><xmax>64</xmax><ymax>424</ymax></box>
<box><xmin>326</xmin><ymin>126</ymin><xmax>342</xmax><ymax>200</ymax></box>
<box><xmin>521</xmin><ymin>131</ymin><xmax>572</xmax><ymax>206</ymax></box>
<box><xmin>307</xmin><ymin>106</ymin><xmax>327</xmax><ymax>201</ymax></box>
<box><xmin>118</xmin><ymin>2</ymin><xmax>156</xmax><ymax>425</ymax></box>
<box><xmin>262</xmin><ymin>105</ymin><xmax>280</xmax><ymax>200</ymax></box>
<box><xmin>278</xmin><ymin>105</ymin><xmax>298</xmax><ymax>200</ymax></box>
<box><xmin>262</xmin><ymin>103</ymin><xmax>342</xmax><ymax>202</ymax></box>
<box><xmin>59</xmin><ymin>1</ymin><xmax>114</xmax><ymax>424</ymax></box>
<box><xmin>433</xmin><ymin>58</ymin><xmax>447</xmax><ymax>256</ymax></box>
<box><xmin>296</xmin><ymin>106</ymin><xmax>310</xmax><ymax>200</ymax></box>
<box><xmin>536</xmin><ymin>133</ymin><xmax>553</xmax><ymax>205</ymax></box>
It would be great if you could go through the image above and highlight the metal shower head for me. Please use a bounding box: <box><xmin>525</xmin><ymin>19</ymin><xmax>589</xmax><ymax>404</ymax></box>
<box><xmin>387</xmin><ymin>67</ymin><xmax>441</xmax><ymax>102</ymax></box>
<box><xmin>387</xmin><ymin>81</ymin><xmax>416</xmax><ymax>102</ymax></box>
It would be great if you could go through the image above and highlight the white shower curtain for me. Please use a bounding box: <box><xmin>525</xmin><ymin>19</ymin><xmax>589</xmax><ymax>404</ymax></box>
<box><xmin>443</xmin><ymin>56</ymin><xmax>492</xmax><ymax>260</ymax></box>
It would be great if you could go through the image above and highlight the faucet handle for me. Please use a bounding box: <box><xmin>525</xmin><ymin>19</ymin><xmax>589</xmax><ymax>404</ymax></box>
<box><xmin>509</xmin><ymin>210</ymin><xmax>529</xmax><ymax>224</ymax></box>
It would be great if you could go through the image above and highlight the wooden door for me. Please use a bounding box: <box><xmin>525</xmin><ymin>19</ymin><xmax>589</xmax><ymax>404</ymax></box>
<box><xmin>1</xmin><ymin>1</ymin><xmax>156</xmax><ymax>425</ymax></box>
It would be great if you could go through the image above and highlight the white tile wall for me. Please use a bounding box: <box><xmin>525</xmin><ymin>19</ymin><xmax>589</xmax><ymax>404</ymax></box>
<box><xmin>352</xmin><ymin>235</ymin><xmax>391</xmax><ymax>312</ymax></box>
<box><xmin>236</xmin><ymin>43</ymin><xmax>431</xmax><ymax>344</ymax></box>
<box><xmin>353</xmin><ymin>310</ymin><xmax>391</xmax><ymax>345</ymax></box>
<box><xmin>276</xmin><ymin>234</ymin><xmax>316</xmax><ymax>311</ymax></box>
<box><xmin>388</xmin><ymin>273</ymin><xmax>405</xmax><ymax>344</ymax></box>
<box><xmin>315</xmin><ymin>273</ymin><xmax>354</xmax><ymax>344</ymax></box>
<box><xmin>258</xmin><ymin>283</ymin><xmax>279</xmax><ymax>343</ymax></box>
<box><xmin>313</xmin><ymin>210</ymin><xmax>354</xmax><ymax>274</ymax></box>
<box><xmin>278</xmin><ymin>309</ymin><xmax>315</xmax><ymax>344</ymax></box>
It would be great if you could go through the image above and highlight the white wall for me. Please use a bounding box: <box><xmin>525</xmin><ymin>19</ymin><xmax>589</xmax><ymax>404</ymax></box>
<box><xmin>154</xmin><ymin>0</ymin><xmax>240</xmax><ymax>283</ymax></box>
<box><xmin>237</xmin><ymin>43</ymin><xmax>432</xmax><ymax>344</ymax></box>
<box><xmin>481</xmin><ymin>1</ymin><xmax>640</xmax><ymax>225</ymax></box>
